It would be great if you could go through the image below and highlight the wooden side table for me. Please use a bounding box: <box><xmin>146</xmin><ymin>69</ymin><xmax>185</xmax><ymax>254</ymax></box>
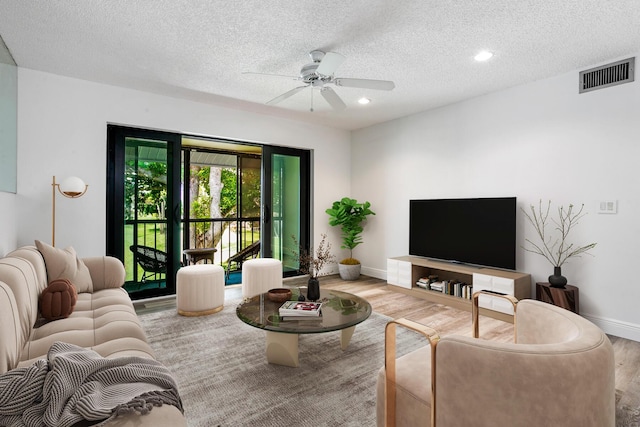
<box><xmin>535</xmin><ymin>282</ymin><xmax>579</xmax><ymax>314</ymax></box>
<box><xmin>183</xmin><ymin>248</ymin><xmax>217</xmax><ymax>265</ymax></box>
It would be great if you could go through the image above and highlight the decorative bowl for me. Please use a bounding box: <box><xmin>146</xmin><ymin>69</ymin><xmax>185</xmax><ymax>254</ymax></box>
<box><xmin>267</xmin><ymin>288</ymin><xmax>292</xmax><ymax>303</ymax></box>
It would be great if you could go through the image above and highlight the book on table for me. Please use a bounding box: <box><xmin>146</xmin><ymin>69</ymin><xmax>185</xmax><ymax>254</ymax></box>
<box><xmin>279</xmin><ymin>300</ymin><xmax>322</xmax><ymax>317</ymax></box>
<box><xmin>281</xmin><ymin>315</ymin><xmax>323</xmax><ymax>322</ymax></box>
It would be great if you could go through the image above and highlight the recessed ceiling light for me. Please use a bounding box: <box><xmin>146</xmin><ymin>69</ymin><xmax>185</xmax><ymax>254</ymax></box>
<box><xmin>358</xmin><ymin>97</ymin><xmax>371</xmax><ymax>105</ymax></box>
<box><xmin>474</xmin><ymin>50</ymin><xmax>494</xmax><ymax>62</ymax></box>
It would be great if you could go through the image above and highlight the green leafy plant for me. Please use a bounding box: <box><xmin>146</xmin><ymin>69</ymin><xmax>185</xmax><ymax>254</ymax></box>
<box><xmin>522</xmin><ymin>200</ymin><xmax>597</xmax><ymax>267</ymax></box>
<box><xmin>325</xmin><ymin>197</ymin><xmax>375</xmax><ymax>264</ymax></box>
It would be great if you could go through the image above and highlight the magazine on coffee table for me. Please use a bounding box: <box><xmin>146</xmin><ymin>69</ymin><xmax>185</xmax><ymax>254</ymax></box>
<box><xmin>279</xmin><ymin>300</ymin><xmax>322</xmax><ymax>316</ymax></box>
<box><xmin>281</xmin><ymin>315</ymin><xmax>323</xmax><ymax>321</ymax></box>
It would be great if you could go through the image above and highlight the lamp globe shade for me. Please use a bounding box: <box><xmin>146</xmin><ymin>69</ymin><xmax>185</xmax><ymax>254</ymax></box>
<box><xmin>59</xmin><ymin>176</ymin><xmax>87</xmax><ymax>197</ymax></box>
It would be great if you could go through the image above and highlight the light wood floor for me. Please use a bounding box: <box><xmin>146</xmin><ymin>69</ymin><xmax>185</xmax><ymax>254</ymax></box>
<box><xmin>134</xmin><ymin>274</ymin><xmax>640</xmax><ymax>425</ymax></box>
<box><xmin>322</xmin><ymin>275</ymin><xmax>640</xmax><ymax>426</ymax></box>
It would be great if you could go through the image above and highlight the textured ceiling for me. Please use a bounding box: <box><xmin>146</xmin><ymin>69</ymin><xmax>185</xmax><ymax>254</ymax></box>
<box><xmin>1</xmin><ymin>1</ymin><xmax>639</xmax><ymax>130</ymax></box>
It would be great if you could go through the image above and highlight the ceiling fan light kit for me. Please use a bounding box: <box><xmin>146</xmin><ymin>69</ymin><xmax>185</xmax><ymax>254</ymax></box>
<box><xmin>250</xmin><ymin>50</ymin><xmax>395</xmax><ymax>112</ymax></box>
<box><xmin>474</xmin><ymin>50</ymin><xmax>494</xmax><ymax>61</ymax></box>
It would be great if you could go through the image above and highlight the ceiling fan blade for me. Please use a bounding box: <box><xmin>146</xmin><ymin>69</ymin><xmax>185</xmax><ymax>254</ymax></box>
<box><xmin>266</xmin><ymin>86</ymin><xmax>307</xmax><ymax>105</ymax></box>
<box><xmin>333</xmin><ymin>78</ymin><xmax>395</xmax><ymax>91</ymax></box>
<box><xmin>320</xmin><ymin>87</ymin><xmax>347</xmax><ymax>110</ymax></box>
<box><xmin>242</xmin><ymin>71</ymin><xmax>299</xmax><ymax>80</ymax></box>
<box><xmin>316</xmin><ymin>52</ymin><xmax>346</xmax><ymax>76</ymax></box>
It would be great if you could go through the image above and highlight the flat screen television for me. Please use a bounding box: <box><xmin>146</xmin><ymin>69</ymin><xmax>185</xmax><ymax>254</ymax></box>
<box><xmin>409</xmin><ymin>197</ymin><xmax>516</xmax><ymax>270</ymax></box>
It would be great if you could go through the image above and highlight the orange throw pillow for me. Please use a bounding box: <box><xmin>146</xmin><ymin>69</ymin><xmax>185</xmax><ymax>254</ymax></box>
<box><xmin>39</xmin><ymin>279</ymin><xmax>78</xmax><ymax>321</ymax></box>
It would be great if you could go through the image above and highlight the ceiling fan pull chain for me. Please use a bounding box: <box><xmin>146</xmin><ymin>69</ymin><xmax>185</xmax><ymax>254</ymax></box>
<box><xmin>310</xmin><ymin>87</ymin><xmax>314</xmax><ymax>112</ymax></box>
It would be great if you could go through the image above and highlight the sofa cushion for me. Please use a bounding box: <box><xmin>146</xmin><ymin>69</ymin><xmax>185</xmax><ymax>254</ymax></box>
<box><xmin>82</xmin><ymin>257</ymin><xmax>127</xmax><ymax>291</ymax></box>
<box><xmin>39</xmin><ymin>279</ymin><xmax>77</xmax><ymax>321</ymax></box>
<box><xmin>35</xmin><ymin>240</ymin><xmax>93</xmax><ymax>293</ymax></box>
<box><xmin>19</xmin><ymin>288</ymin><xmax>155</xmax><ymax>366</ymax></box>
<box><xmin>0</xmin><ymin>257</ymin><xmax>41</xmax><ymax>344</ymax></box>
<box><xmin>5</xmin><ymin>247</ymin><xmax>48</xmax><ymax>294</ymax></box>
<box><xmin>0</xmin><ymin>282</ymin><xmax>21</xmax><ymax>374</ymax></box>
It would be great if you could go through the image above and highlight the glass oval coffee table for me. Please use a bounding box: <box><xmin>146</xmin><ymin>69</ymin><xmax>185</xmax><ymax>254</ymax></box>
<box><xmin>236</xmin><ymin>288</ymin><xmax>372</xmax><ymax>367</ymax></box>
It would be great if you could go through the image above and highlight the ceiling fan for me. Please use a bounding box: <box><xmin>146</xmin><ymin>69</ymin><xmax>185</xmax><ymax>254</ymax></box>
<box><xmin>244</xmin><ymin>50</ymin><xmax>395</xmax><ymax>111</ymax></box>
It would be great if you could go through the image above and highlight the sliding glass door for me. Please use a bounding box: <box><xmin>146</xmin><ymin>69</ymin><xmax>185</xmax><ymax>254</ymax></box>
<box><xmin>262</xmin><ymin>145</ymin><xmax>311</xmax><ymax>277</ymax></box>
<box><xmin>107</xmin><ymin>126</ymin><xmax>181</xmax><ymax>299</ymax></box>
<box><xmin>180</xmin><ymin>146</ymin><xmax>261</xmax><ymax>284</ymax></box>
<box><xmin>107</xmin><ymin>126</ymin><xmax>312</xmax><ymax>298</ymax></box>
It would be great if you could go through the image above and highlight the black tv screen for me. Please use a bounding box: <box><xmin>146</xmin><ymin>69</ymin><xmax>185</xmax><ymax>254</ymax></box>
<box><xmin>409</xmin><ymin>197</ymin><xmax>516</xmax><ymax>270</ymax></box>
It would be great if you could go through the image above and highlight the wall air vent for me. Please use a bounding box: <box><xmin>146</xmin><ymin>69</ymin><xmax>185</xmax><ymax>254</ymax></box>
<box><xmin>579</xmin><ymin>57</ymin><xmax>634</xmax><ymax>93</ymax></box>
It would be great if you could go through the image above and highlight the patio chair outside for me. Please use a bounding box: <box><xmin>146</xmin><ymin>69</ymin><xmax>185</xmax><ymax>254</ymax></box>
<box><xmin>130</xmin><ymin>245</ymin><xmax>168</xmax><ymax>282</ymax></box>
<box><xmin>226</xmin><ymin>241</ymin><xmax>260</xmax><ymax>280</ymax></box>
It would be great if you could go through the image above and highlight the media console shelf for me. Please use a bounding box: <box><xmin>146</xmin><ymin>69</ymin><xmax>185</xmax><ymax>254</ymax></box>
<box><xmin>387</xmin><ymin>256</ymin><xmax>531</xmax><ymax>322</ymax></box>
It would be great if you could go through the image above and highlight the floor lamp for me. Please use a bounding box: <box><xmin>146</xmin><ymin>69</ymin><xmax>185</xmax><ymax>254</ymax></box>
<box><xmin>52</xmin><ymin>175</ymin><xmax>88</xmax><ymax>247</ymax></box>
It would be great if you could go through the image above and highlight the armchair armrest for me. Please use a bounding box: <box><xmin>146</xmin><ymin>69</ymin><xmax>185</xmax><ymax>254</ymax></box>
<box><xmin>82</xmin><ymin>256</ymin><xmax>126</xmax><ymax>291</ymax></box>
<box><xmin>385</xmin><ymin>318</ymin><xmax>440</xmax><ymax>427</ymax></box>
<box><xmin>472</xmin><ymin>290</ymin><xmax>518</xmax><ymax>341</ymax></box>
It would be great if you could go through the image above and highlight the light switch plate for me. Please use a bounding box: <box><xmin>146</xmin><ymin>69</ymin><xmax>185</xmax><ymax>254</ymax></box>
<box><xmin>598</xmin><ymin>200</ymin><xmax>617</xmax><ymax>214</ymax></box>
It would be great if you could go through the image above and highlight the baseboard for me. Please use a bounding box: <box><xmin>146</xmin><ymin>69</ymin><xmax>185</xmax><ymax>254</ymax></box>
<box><xmin>361</xmin><ymin>265</ymin><xmax>386</xmax><ymax>280</ymax></box>
<box><xmin>582</xmin><ymin>313</ymin><xmax>640</xmax><ymax>342</ymax></box>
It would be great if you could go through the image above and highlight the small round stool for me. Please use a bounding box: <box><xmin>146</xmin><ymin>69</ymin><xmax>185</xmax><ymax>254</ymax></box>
<box><xmin>177</xmin><ymin>264</ymin><xmax>225</xmax><ymax>316</ymax></box>
<box><xmin>242</xmin><ymin>258</ymin><xmax>282</xmax><ymax>298</ymax></box>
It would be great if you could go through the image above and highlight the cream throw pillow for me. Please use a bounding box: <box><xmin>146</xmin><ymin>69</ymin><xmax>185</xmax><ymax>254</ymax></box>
<box><xmin>35</xmin><ymin>240</ymin><xmax>93</xmax><ymax>293</ymax></box>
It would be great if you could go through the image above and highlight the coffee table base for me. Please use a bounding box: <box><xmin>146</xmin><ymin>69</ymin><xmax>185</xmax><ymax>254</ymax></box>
<box><xmin>340</xmin><ymin>326</ymin><xmax>355</xmax><ymax>350</ymax></box>
<box><xmin>265</xmin><ymin>326</ymin><xmax>357</xmax><ymax>368</ymax></box>
<box><xmin>266</xmin><ymin>331</ymin><xmax>300</xmax><ymax>367</ymax></box>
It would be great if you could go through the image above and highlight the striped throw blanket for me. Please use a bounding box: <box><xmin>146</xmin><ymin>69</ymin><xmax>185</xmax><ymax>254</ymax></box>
<box><xmin>0</xmin><ymin>342</ymin><xmax>183</xmax><ymax>427</ymax></box>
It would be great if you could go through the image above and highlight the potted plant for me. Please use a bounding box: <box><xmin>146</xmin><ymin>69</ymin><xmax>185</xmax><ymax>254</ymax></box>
<box><xmin>325</xmin><ymin>197</ymin><xmax>375</xmax><ymax>280</ymax></box>
<box><xmin>290</xmin><ymin>233</ymin><xmax>335</xmax><ymax>300</ymax></box>
<box><xmin>522</xmin><ymin>200</ymin><xmax>597</xmax><ymax>287</ymax></box>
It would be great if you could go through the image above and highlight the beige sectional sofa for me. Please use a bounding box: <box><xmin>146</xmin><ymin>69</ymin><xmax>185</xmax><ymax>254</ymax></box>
<box><xmin>0</xmin><ymin>245</ymin><xmax>186</xmax><ymax>426</ymax></box>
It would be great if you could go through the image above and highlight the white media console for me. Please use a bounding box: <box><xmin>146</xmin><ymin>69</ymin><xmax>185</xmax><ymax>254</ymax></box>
<box><xmin>387</xmin><ymin>256</ymin><xmax>531</xmax><ymax>322</ymax></box>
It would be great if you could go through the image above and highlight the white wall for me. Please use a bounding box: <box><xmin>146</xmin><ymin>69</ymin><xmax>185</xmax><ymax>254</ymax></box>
<box><xmin>352</xmin><ymin>52</ymin><xmax>640</xmax><ymax>341</ymax></box>
<box><xmin>0</xmin><ymin>192</ymin><xmax>17</xmax><ymax>256</ymax></box>
<box><xmin>11</xmin><ymin>57</ymin><xmax>640</xmax><ymax>340</ymax></box>
<box><xmin>15</xmin><ymin>68</ymin><xmax>350</xmax><ymax>259</ymax></box>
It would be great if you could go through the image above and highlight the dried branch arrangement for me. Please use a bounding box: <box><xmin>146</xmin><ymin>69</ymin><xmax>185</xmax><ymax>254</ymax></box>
<box><xmin>290</xmin><ymin>233</ymin><xmax>335</xmax><ymax>279</ymax></box>
<box><xmin>521</xmin><ymin>200</ymin><xmax>597</xmax><ymax>267</ymax></box>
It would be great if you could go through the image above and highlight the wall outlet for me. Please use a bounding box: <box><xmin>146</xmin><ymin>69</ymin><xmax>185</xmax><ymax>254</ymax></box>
<box><xmin>598</xmin><ymin>200</ymin><xmax>617</xmax><ymax>214</ymax></box>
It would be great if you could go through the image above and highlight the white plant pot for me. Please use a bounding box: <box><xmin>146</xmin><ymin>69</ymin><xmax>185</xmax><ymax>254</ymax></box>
<box><xmin>338</xmin><ymin>263</ymin><xmax>361</xmax><ymax>281</ymax></box>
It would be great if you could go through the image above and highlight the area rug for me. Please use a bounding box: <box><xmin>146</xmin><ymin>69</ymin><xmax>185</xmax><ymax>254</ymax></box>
<box><xmin>138</xmin><ymin>300</ymin><xmax>426</xmax><ymax>427</ymax></box>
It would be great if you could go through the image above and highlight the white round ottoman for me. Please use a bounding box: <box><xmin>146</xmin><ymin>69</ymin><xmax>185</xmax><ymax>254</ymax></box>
<box><xmin>177</xmin><ymin>264</ymin><xmax>225</xmax><ymax>316</ymax></box>
<box><xmin>242</xmin><ymin>258</ymin><xmax>282</xmax><ymax>298</ymax></box>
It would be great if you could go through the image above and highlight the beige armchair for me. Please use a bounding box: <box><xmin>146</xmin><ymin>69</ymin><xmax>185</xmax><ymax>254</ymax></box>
<box><xmin>377</xmin><ymin>292</ymin><xmax>615</xmax><ymax>427</ymax></box>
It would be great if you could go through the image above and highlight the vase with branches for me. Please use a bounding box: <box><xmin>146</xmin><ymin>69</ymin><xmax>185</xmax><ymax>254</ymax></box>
<box><xmin>290</xmin><ymin>233</ymin><xmax>335</xmax><ymax>300</ymax></box>
<box><xmin>522</xmin><ymin>200</ymin><xmax>597</xmax><ymax>287</ymax></box>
